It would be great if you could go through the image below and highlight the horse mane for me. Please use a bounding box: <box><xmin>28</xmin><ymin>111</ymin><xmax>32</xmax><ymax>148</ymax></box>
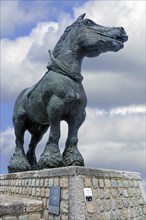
<box><xmin>53</xmin><ymin>21</ymin><xmax>77</xmax><ymax>58</ymax></box>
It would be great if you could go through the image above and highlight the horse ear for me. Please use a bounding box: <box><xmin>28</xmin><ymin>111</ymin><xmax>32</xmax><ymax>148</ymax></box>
<box><xmin>76</xmin><ymin>13</ymin><xmax>86</xmax><ymax>21</ymax></box>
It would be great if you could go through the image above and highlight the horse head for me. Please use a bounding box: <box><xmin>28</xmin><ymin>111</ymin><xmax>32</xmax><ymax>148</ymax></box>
<box><xmin>49</xmin><ymin>13</ymin><xmax>128</xmax><ymax>82</ymax></box>
<box><xmin>74</xmin><ymin>13</ymin><xmax>128</xmax><ymax>57</ymax></box>
<box><xmin>52</xmin><ymin>13</ymin><xmax>128</xmax><ymax>71</ymax></box>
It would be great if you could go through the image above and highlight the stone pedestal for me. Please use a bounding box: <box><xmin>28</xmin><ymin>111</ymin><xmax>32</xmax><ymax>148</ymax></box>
<box><xmin>0</xmin><ymin>166</ymin><xmax>146</xmax><ymax>219</ymax></box>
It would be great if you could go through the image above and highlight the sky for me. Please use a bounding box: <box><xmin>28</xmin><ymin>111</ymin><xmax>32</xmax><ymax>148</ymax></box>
<box><xmin>0</xmin><ymin>0</ymin><xmax>145</xmax><ymax>196</ymax></box>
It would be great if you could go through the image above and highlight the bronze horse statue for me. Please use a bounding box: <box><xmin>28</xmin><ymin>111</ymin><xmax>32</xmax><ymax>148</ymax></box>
<box><xmin>8</xmin><ymin>14</ymin><xmax>128</xmax><ymax>172</ymax></box>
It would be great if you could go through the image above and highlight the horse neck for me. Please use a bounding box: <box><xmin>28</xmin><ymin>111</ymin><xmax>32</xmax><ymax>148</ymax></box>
<box><xmin>53</xmin><ymin>42</ymin><xmax>84</xmax><ymax>76</ymax></box>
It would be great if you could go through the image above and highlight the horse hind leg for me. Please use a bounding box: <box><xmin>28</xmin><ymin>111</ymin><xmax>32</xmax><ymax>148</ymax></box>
<box><xmin>8</xmin><ymin>109</ymin><xmax>31</xmax><ymax>173</ymax></box>
<box><xmin>26</xmin><ymin>124</ymin><xmax>48</xmax><ymax>170</ymax></box>
<box><xmin>26</xmin><ymin>135</ymin><xmax>38</xmax><ymax>171</ymax></box>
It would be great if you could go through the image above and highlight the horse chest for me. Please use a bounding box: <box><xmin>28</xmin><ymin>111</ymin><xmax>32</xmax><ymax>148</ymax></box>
<box><xmin>64</xmin><ymin>83</ymin><xmax>85</xmax><ymax>104</ymax></box>
<box><xmin>48</xmin><ymin>73</ymin><xmax>86</xmax><ymax>105</ymax></box>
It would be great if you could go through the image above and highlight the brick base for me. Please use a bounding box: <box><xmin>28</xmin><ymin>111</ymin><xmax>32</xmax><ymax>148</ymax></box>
<box><xmin>0</xmin><ymin>166</ymin><xmax>146</xmax><ymax>219</ymax></box>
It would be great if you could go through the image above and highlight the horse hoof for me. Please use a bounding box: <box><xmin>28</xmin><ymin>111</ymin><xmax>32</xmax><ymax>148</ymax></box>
<box><xmin>26</xmin><ymin>153</ymin><xmax>38</xmax><ymax>170</ymax></box>
<box><xmin>38</xmin><ymin>144</ymin><xmax>65</xmax><ymax>169</ymax></box>
<box><xmin>8</xmin><ymin>151</ymin><xmax>31</xmax><ymax>173</ymax></box>
<box><xmin>63</xmin><ymin>147</ymin><xmax>84</xmax><ymax>167</ymax></box>
<box><xmin>30</xmin><ymin>163</ymin><xmax>39</xmax><ymax>170</ymax></box>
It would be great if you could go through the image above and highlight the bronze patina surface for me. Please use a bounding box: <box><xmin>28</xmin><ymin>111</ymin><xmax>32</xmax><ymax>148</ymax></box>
<box><xmin>8</xmin><ymin>14</ymin><xmax>128</xmax><ymax>172</ymax></box>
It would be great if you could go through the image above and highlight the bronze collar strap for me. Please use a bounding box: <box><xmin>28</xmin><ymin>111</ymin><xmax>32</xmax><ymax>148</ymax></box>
<box><xmin>48</xmin><ymin>50</ymin><xmax>83</xmax><ymax>83</ymax></box>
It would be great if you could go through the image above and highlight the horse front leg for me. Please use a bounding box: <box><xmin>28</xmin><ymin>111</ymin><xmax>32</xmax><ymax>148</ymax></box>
<box><xmin>38</xmin><ymin>95</ymin><xmax>65</xmax><ymax>169</ymax></box>
<box><xmin>63</xmin><ymin>110</ymin><xmax>86</xmax><ymax>166</ymax></box>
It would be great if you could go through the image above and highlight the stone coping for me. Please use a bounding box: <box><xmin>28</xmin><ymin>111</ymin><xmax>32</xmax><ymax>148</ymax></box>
<box><xmin>0</xmin><ymin>166</ymin><xmax>141</xmax><ymax>180</ymax></box>
<box><xmin>0</xmin><ymin>195</ymin><xmax>42</xmax><ymax>217</ymax></box>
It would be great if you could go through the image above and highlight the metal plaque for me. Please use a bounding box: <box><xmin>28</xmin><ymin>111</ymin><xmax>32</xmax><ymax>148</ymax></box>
<box><xmin>48</xmin><ymin>186</ymin><xmax>61</xmax><ymax>215</ymax></box>
<box><xmin>84</xmin><ymin>188</ymin><xmax>93</xmax><ymax>202</ymax></box>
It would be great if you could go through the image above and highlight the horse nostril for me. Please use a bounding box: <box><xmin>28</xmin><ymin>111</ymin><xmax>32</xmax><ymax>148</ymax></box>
<box><xmin>116</xmin><ymin>34</ymin><xmax>128</xmax><ymax>42</ymax></box>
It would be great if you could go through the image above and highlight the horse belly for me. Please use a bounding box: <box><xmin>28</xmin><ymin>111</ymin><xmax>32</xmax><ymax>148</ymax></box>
<box><xmin>27</xmin><ymin>103</ymin><xmax>49</xmax><ymax>124</ymax></box>
<box><xmin>25</xmin><ymin>91</ymin><xmax>50</xmax><ymax>125</ymax></box>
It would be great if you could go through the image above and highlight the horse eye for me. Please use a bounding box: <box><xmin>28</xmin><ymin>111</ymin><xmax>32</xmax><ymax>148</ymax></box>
<box><xmin>85</xmin><ymin>20</ymin><xmax>93</xmax><ymax>26</ymax></box>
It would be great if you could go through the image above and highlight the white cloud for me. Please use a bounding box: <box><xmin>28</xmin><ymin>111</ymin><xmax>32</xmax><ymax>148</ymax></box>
<box><xmin>110</xmin><ymin>105</ymin><xmax>146</xmax><ymax>116</ymax></box>
<box><xmin>0</xmin><ymin>0</ymin><xmax>50</xmax><ymax>37</ymax></box>
<box><xmin>141</xmin><ymin>180</ymin><xmax>146</xmax><ymax>202</ymax></box>
<box><xmin>74</xmin><ymin>0</ymin><xmax>145</xmax><ymax>39</ymax></box>
<box><xmin>0</xmin><ymin>127</ymin><xmax>14</xmax><ymax>172</ymax></box>
<box><xmin>74</xmin><ymin>1</ymin><xmax>145</xmax><ymax>76</ymax></box>
<box><xmin>1</xmin><ymin>107</ymin><xmax>145</xmax><ymax>174</ymax></box>
<box><xmin>79</xmin><ymin>107</ymin><xmax>145</xmax><ymax>144</ymax></box>
<box><xmin>79</xmin><ymin>107</ymin><xmax>145</xmax><ymax>185</ymax></box>
<box><xmin>1</xmin><ymin>1</ymin><xmax>145</xmax><ymax>109</ymax></box>
<box><xmin>1</xmin><ymin>9</ymin><xmax>77</xmax><ymax>101</ymax></box>
<box><xmin>83</xmin><ymin>72</ymin><xmax>144</xmax><ymax>108</ymax></box>
<box><xmin>0</xmin><ymin>1</ymin><xmax>145</xmax><ymax>195</ymax></box>
<box><xmin>76</xmin><ymin>1</ymin><xmax>145</xmax><ymax>109</ymax></box>
<box><xmin>1</xmin><ymin>21</ymin><xmax>59</xmax><ymax>100</ymax></box>
<box><xmin>0</xmin><ymin>127</ymin><xmax>15</xmax><ymax>155</ymax></box>
<box><xmin>1</xmin><ymin>0</ymin><xmax>22</xmax><ymax>36</ymax></box>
